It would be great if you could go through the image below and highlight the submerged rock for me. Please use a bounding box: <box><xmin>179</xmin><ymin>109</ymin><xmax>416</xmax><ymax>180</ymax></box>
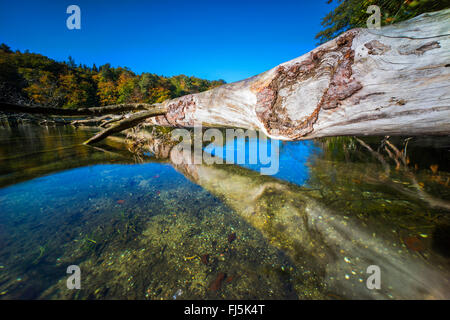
<box><xmin>172</xmin><ymin>289</ymin><xmax>183</xmax><ymax>299</ymax></box>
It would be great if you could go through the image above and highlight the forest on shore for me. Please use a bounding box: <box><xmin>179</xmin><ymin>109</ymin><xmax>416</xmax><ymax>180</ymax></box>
<box><xmin>0</xmin><ymin>44</ymin><xmax>225</xmax><ymax>109</ymax></box>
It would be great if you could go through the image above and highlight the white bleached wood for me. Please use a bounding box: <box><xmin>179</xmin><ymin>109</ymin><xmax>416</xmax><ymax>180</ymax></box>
<box><xmin>148</xmin><ymin>9</ymin><xmax>450</xmax><ymax>140</ymax></box>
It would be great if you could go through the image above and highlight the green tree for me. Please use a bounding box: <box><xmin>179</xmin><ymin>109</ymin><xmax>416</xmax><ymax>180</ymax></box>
<box><xmin>67</xmin><ymin>56</ymin><xmax>76</xmax><ymax>68</ymax></box>
<box><xmin>316</xmin><ymin>0</ymin><xmax>450</xmax><ymax>44</ymax></box>
<box><xmin>0</xmin><ymin>43</ymin><xmax>13</xmax><ymax>53</ymax></box>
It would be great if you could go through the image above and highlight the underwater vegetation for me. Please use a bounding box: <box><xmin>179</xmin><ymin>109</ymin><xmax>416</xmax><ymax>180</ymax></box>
<box><xmin>0</xmin><ymin>124</ymin><xmax>449</xmax><ymax>299</ymax></box>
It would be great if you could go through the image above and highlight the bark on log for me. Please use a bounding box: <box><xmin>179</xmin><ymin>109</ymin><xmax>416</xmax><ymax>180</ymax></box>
<box><xmin>146</xmin><ymin>9</ymin><xmax>450</xmax><ymax>140</ymax></box>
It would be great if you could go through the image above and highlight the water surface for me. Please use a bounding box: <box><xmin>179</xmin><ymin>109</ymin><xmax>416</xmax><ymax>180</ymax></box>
<box><xmin>0</xmin><ymin>124</ymin><xmax>449</xmax><ymax>299</ymax></box>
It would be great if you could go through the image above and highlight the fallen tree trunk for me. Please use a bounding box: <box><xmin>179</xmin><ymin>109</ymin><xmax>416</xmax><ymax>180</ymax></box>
<box><xmin>2</xmin><ymin>9</ymin><xmax>449</xmax><ymax>144</ymax></box>
<box><xmin>146</xmin><ymin>9</ymin><xmax>450</xmax><ymax>140</ymax></box>
<box><xmin>0</xmin><ymin>102</ymin><xmax>157</xmax><ymax>116</ymax></box>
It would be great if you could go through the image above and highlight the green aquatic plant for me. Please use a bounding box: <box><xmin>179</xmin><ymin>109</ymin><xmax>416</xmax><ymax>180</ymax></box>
<box><xmin>115</xmin><ymin>211</ymin><xmax>142</xmax><ymax>242</ymax></box>
<box><xmin>79</xmin><ymin>233</ymin><xmax>101</xmax><ymax>254</ymax></box>
<box><xmin>31</xmin><ymin>245</ymin><xmax>46</xmax><ymax>265</ymax></box>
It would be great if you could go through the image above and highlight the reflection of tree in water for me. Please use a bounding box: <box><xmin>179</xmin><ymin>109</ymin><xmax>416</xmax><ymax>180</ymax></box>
<box><xmin>355</xmin><ymin>137</ymin><xmax>450</xmax><ymax>211</ymax></box>
<box><xmin>133</xmin><ymin>129</ymin><xmax>450</xmax><ymax>299</ymax></box>
<box><xmin>0</xmin><ymin>124</ymin><xmax>139</xmax><ymax>188</ymax></box>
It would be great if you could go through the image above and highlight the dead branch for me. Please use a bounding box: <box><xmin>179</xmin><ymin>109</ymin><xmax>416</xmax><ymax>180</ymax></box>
<box><xmin>71</xmin><ymin>114</ymin><xmax>116</xmax><ymax>126</ymax></box>
<box><xmin>0</xmin><ymin>102</ymin><xmax>158</xmax><ymax>116</ymax></box>
<box><xmin>83</xmin><ymin>106</ymin><xmax>168</xmax><ymax>145</ymax></box>
<box><xmin>99</xmin><ymin>115</ymin><xmax>125</xmax><ymax>128</ymax></box>
<box><xmin>356</xmin><ymin>137</ymin><xmax>450</xmax><ymax>211</ymax></box>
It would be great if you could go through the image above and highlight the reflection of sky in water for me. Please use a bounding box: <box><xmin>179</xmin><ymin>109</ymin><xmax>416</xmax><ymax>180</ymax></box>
<box><xmin>0</xmin><ymin>132</ymin><xmax>321</xmax><ymax>213</ymax></box>
<box><xmin>204</xmin><ymin>136</ymin><xmax>321</xmax><ymax>186</ymax></box>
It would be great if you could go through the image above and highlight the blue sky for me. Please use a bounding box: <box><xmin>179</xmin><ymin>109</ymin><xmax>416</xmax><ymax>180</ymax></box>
<box><xmin>0</xmin><ymin>0</ymin><xmax>336</xmax><ymax>83</ymax></box>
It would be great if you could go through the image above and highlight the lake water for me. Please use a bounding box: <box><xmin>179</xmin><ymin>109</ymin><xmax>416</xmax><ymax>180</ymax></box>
<box><xmin>0</xmin><ymin>123</ymin><xmax>449</xmax><ymax>299</ymax></box>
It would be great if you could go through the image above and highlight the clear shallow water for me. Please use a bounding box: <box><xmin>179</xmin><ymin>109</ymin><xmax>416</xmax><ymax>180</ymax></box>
<box><xmin>0</xmin><ymin>124</ymin><xmax>449</xmax><ymax>299</ymax></box>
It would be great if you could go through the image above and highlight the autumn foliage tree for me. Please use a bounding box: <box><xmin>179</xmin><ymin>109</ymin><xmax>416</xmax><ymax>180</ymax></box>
<box><xmin>0</xmin><ymin>44</ymin><xmax>226</xmax><ymax>109</ymax></box>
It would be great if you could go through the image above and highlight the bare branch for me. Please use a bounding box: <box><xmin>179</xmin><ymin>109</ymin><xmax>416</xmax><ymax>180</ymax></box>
<box><xmin>0</xmin><ymin>102</ymin><xmax>158</xmax><ymax>116</ymax></box>
<box><xmin>83</xmin><ymin>106</ymin><xmax>168</xmax><ymax>145</ymax></box>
